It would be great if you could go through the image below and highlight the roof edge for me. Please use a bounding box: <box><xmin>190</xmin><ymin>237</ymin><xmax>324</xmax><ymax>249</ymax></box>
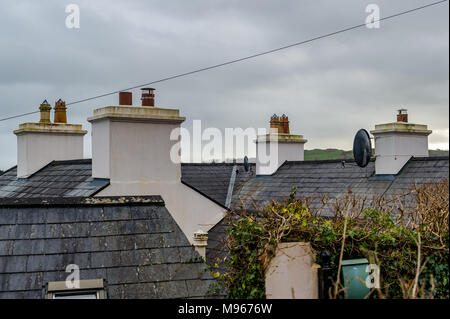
<box><xmin>51</xmin><ymin>158</ymin><xmax>92</xmax><ymax>165</ymax></box>
<box><xmin>411</xmin><ymin>156</ymin><xmax>449</xmax><ymax>161</ymax></box>
<box><xmin>181</xmin><ymin>162</ymin><xmax>254</xmax><ymax>166</ymax></box>
<box><xmin>284</xmin><ymin>156</ymin><xmax>449</xmax><ymax>165</ymax></box>
<box><xmin>285</xmin><ymin>158</ymin><xmax>375</xmax><ymax>165</ymax></box>
<box><xmin>0</xmin><ymin>165</ymin><xmax>17</xmax><ymax>176</ymax></box>
<box><xmin>0</xmin><ymin>159</ymin><xmax>93</xmax><ymax>179</ymax></box>
<box><xmin>181</xmin><ymin>180</ymin><xmax>229</xmax><ymax>211</ymax></box>
<box><xmin>0</xmin><ymin>195</ymin><xmax>165</xmax><ymax>208</ymax></box>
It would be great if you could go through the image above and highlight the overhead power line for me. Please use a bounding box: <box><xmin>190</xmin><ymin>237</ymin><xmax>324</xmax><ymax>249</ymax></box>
<box><xmin>0</xmin><ymin>0</ymin><xmax>447</xmax><ymax>122</ymax></box>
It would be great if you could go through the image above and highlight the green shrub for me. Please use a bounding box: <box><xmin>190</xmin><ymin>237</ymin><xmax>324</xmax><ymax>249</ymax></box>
<box><xmin>222</xmin><ymin>180</ymin><xmax>449</xmax><ymax>299</ymax></box>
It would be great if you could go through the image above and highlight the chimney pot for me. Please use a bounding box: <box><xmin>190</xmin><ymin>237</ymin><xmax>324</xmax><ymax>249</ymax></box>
<box><xmin>39</xmin><ymin>100</ymin><xmax>51</xmax><ymax>123</ymax></box>
<box><xmin>397</xmin><ymin>108</ymin><xmax>408</xmax><ymax>123</ymax></box>
<box><xmin>193</xmin><ymin>230</ymin><xmax>208</xmax><ymax>259</ymax></box>
<box><xmin>270</xmin><ymin>114</ymin><xmax>281</xmax><ymax>133</ymax></box>
<box><xmin>141</xmin><ymin>88</ymin><xmax>155</xmax><ymax>107</ymax></box>
<box><xmin>257</xmin><ymin>113</ymin><xmax>307</xmax><ymax>175</ymax></box>
<box><xmin>119</xmin><ymin>91</ymin><xmax>132</xmax><ymax>105</ymax></box>
<box><xmin>281</xmin><ymin>114</ymin><xmax>290</xmax><ymax>134</ymax></box>
<box><xmin>54</xmin><ymin>99</ymin><xmax>67</xmax><ymax>123</ymax></box>
<box><xmin>270</xmin><ymin>114</ymin><xmax>290</xmax><ymax>134</ymax></box>
<box><xmin>15</xmin><ymin>100</ymin><xmax>86</xmax><ymax>178</ymax></box>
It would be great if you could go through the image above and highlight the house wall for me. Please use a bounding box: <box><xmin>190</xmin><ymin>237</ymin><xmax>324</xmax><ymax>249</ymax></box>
<box><xmin>92</xmin><ymin>120</ymin><xmax>181</xmax><ymax>182</ymax></box>
<box><xmin>89</xmin><ymin>106</ymin><xmax>226</xmax><ymax>245</ymax></box>
<box><xmin>256</xmin><ymin>141</ymin><xmax>305</xmax><ymax>175</ymax></box>
<box><xmin>16</xmin><ymin>132</ymin><xmax>84</xmax><ymax>178</ymax></box>
<box><xmin>97</xmin><ymin>181</ymin><xmax>226</xmax><ymax>244</ymax></box>
<box><xmin>91</xmin><ymin>119</ymin><xmax>110</xmax><ymax>179</ymax></box>
<box><xmin>373</xmin><ymin>132</ymin><xmax>429</xmax><ymax>175</ymax></box>
<box><xmin>265</xmin><ymin>242</ymin><xmax>319</xmax><ymax>299</ymax></box>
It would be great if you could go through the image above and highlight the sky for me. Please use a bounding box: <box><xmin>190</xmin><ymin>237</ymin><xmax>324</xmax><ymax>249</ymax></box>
<box><xmin>0</xmin><ymin>0</ymin><xmax>448</xmax><ymax>169</ymax></box>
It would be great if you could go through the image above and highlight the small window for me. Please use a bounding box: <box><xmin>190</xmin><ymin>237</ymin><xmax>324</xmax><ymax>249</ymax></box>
<box><xmin>46</xmin><ymin>279</ymin><xmax>106</xmax><ymax>299</ymax></box>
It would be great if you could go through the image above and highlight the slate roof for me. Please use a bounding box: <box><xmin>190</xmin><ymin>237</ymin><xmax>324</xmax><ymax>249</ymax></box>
<box><xmin>181</xmin><ymin>163</ymin><xmax>255</xmax><ymax>207</ymax></box>
<box><xmin>0</xmin><ymin>160</ymin><xmax>109</xmax><ymax>199</ymax></box>
<box><xmin>0</xmin><ymin>196</ymin><xmax>218</xmax><ymax>299</ymax></box>
<box><xmin>230</xmin><ymin>157</ymin><xmax>449</xmax><ymax>213</ymax></box>
<box><xmin>2</xmin><ymin>158</ymin><xmax>446</xmax><ymax>208</ymax></box>
<box><xmin>205</xmin><ymin>157</ymin><xmax>449</xmax><ymax>271</ymax></box>
<box><xmin>205</xmin><ymin>218</ymin><xmax>230</xmax><ymax>275</ymax></box>
<box><xmin>0</xmin><ymin>161</ymin><xmax>254</xmax><ymax>206</ymax></box>
<box><xmin>1</xmin><ymin>156</ymin><xmax>448</xmax><ymax>283</ymax></box>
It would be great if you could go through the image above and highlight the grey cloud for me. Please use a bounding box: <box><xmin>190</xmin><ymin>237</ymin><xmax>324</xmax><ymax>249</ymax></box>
<box><xmin>0</xmin><ymin>0</ymin><xmax>448</xmax><ymax>169</ymax></box>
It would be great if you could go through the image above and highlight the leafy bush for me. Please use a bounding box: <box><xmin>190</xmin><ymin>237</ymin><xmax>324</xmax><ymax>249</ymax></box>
<box><xmin>222</xmin><ymin>179</ymin><xmax>449</xmax><ymax>299</ymax></box>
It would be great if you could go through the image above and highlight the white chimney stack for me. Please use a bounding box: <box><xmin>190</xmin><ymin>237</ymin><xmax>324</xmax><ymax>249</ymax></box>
<box><xmin>88</xmin><ymin>90</ymin><xmax>226</xmax><ymax>246</ymax></box>
<box><xmin>87</xmin><ymin>92</ymin><xmax>185</xmax><ymax>182</ymax></box>
<box><xmin>370</xmin><ymin>109</ymin><xmax>432</xmax><ymax>175</ymax></box>
<box><xmin>14</xmin><ymin>100</ymin><xmax>86</xmax><ymax>178</ymax></box>
<box><xmin>256</xmin><ymin>114</ymin><xmax>307</xmax><ymax>175</ymax></box>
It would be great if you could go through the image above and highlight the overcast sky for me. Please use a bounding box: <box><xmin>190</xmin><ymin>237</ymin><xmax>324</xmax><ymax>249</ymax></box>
<box><xmin>0</xmin><ymin>0</ymin><xmax>448</xmax><ymax>169</ymax></box>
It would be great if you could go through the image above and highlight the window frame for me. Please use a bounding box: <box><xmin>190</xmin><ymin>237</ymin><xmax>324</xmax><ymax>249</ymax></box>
<box><xmin>45</xmin><ymin>279</ymin><xmax>106</xmax><ymax>299</ymax></box>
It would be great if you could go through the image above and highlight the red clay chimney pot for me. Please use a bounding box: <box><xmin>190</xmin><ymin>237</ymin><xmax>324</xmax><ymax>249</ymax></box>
<box><xmin>397</xmin><ymin>109</ymin><xmax>408</xmax><ymax>123</ymax></box>
<box><xmin>281</xmin><ymin>114</ymin><xmax>290</xmax><ymax>134</ymax></box>
<box><xmin>119</xmin><ymin>92</ymin><xmax>132</xmax><ymax>105</ymax></box>
<box><xmin>141</xmin><ymin>88</ymin><xmax>155</xmax><ymax>107</ymax></box>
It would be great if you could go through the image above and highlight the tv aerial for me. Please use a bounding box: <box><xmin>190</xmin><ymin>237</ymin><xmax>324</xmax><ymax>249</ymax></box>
<box><xmin>353</xmin><ymin>129</ymin><xmax>372</xmax><ymax>168</ymax></box>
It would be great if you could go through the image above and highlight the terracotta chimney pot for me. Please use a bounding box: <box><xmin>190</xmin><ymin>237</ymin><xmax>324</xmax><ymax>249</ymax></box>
<box><xmin>281</xmin><ymin>114</ymin><xmax>290</xmax><ymax>134</ymax></box>
<box><xmin>141</xmin><ymin>88</ymin><xmax>155</xmax><ymax>107</ymax></box>
<box><xmin>54</xmin><ymin>99</ymin><xmax>67</xmax><ymax>123</ymax></box>
<box><xmin>270</xmin><ymin>114</ymin><xmax>281</xmax><ymax>133</ymax></box>
<box><xmin>119</xmin><ymin>92</ymin><xmax>132</xmax><ymax>105</ymax></box>
<box><xmin>397</xmin><ymin>109</ymin><xmax>408</xmax><ymax>123</ymax></box>
<box><xmin>39</xmin><ymin>100</ymin><xmax>51</xmax><ymax>123</ymax></box>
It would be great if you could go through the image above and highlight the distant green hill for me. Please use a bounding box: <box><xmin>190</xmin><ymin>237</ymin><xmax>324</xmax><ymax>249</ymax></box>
<box><xmin>304</xmin><ymin>149</ymin><xmax>354</xmax><ymax>161</ymax></box>
<box><xmin>304</xmin><ymin>149</ymin><xmax>449</xmax><ymax>161</ymax></box>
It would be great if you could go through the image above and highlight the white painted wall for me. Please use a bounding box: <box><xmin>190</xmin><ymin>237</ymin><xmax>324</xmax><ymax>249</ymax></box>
<box><xmin>97</xmin><ymin>181</ymin><xmax>226</xmax><ymax>243</ymax></box>
<box><xmin>89</xmin><ymin>107</ymin><xmax>226</xmax><ymax>244</ymax></box>
<box><xmin>16</xmin><ymin>132</ymin><xmax>85</xmax><ymax>178</ymax></box>
<box><xmin>373</xmin><ymin>132</ymin><xmax>429</xmax><ymax>175</ymax></box>
<box><xmin>256</xmin><ymin>139</ymin><xmax>305</xmax><ymax>175</ymax></box>
<box><xmin>92</xmin><ymin>120</ymin><xmax>181</xmax><ymax>182</ymax></box>
<box><xmin>265</xmin><ymin>242</ymin><xmax>319</xmax><ymax>299</ymax></box>
<box><xmin>91</xmin><ymin>119</ymin><xmax>110</xmax><ymax>179</ymax></box>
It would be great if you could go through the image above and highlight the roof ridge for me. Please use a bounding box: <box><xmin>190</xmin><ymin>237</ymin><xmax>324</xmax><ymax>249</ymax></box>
<box><xmin>0</xmin><ymin>165</ymin><xmax>17</xmax><ymax>176</ymax></box>
<box><xmin>0</xmin><ymin>195</ymin><xmax>165</xmax><ymax>207</ymax></box>
<box><xmin>181</xmin><ymin>162</ymin><xmax>253</xmax><ymax>166</ymax></box>
<box><xmin>285</xmin><ymin>158</ymin><xmax>365</xmax><ymax>165</ymax></box>
<box><xmin>285</xmin><ymin>156</ymin><xmax>449</xmax><ymax>165</ymax></box>
<box><xmin>51</xmin><ymin>158</ymin><xmax>92</xmax><ymax>165</ymax></box>
<box><xmin>411</xmin><ymin>156</ymin><xmax>449</xmax><ymax>161</ymax></box>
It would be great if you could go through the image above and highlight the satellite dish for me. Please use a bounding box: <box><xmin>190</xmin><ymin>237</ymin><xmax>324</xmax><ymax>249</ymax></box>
<box><xmin>353</xmin><ymin>129</ymin><xmax>372</xmax><ymax>168</ymax></box>
<box><xmin>243</xmin><ymin>156</ymin><xmax>249</xmax><ymax>172</ymax></box>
